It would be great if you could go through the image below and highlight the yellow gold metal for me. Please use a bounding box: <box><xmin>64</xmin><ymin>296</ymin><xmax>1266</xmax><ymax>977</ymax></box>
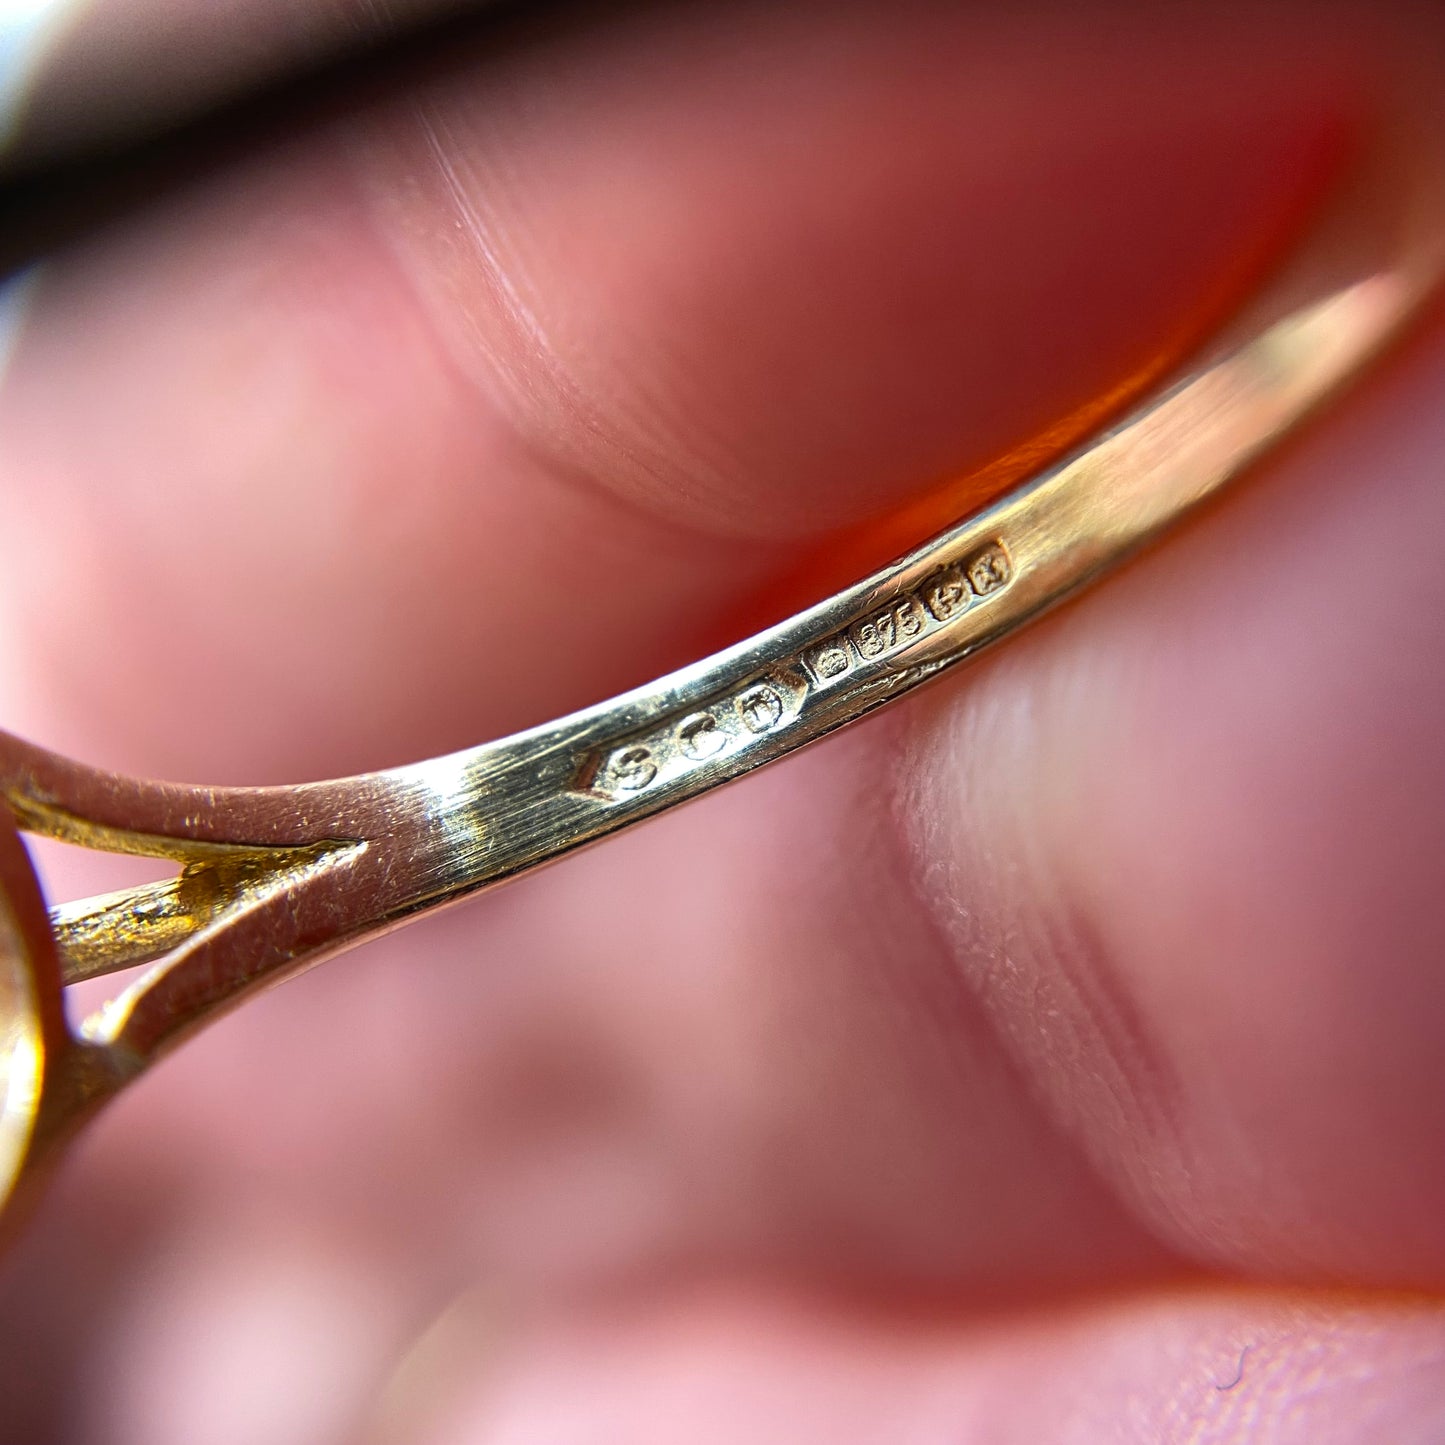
<box><xmin>2</xmin><ymin>119</ymin><xmax>1444</xmax><ymax>1247</ymax></box>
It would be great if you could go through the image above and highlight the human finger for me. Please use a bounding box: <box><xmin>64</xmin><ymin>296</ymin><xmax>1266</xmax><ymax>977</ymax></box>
<box><xmin>0</xmin><ymin>1</ymin><xmax>1342</xmax><ymax>784</ymax></box>
<box><xmin>406</xmin><ymin>1284</ymin><xmax>1445</xmax><ymax>1445</ymax></box>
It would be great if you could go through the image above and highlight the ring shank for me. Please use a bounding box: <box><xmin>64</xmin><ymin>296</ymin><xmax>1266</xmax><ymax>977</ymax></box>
<box><xmin>1</xmin><ymin>117</ymin><xmax>1442</xmax><ymax>1097</ymax></box>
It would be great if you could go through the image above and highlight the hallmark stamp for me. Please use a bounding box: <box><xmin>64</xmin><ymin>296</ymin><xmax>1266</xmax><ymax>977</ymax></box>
<box><xmin>577</xmin><ymin>540</ymin><xmax>1011</xmax><ymax>805</ymax></box>
<box><xmin>967</xmin><ymin>543</ymin><xmax>1011</xmax><ymax>596</ymax></box>
<box><xmin>581</xmin><ymin>670</ymin><xmax>808</xmax><ymax>801</ymax></box>
<box><xmin>737</xmin><ymin>684</ymin><xmax>784</xmax><ymax>734</ymax></box>
<box><xmin>677</xmin><ymin>713</ymin><xmax>726</xmax><ymax>760</ymax></box>
<box><xmin>804</xmin><ymin>637</ymin><xmax>854</xmax><ymax>687</ymax></box>
<box><xmin>921</xmin><ymin>564</ymin><xmax>970</xmax><ymax>623</ymax></box>
<box><xmin>851</xmin><ymin>596</ymin><xmax>926</xmax><ymax>659</ymax></box>
<box><xmin>607</xmin><ymin>746</ymin><xmax>657</xmax><ymax>791</ymax></box>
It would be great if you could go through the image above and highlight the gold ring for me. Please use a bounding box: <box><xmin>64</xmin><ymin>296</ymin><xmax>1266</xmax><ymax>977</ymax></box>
<box><xmin>3</xmin><ymin>114</ymin><xmax>1443</xmax><ymax>1249</ymax></box>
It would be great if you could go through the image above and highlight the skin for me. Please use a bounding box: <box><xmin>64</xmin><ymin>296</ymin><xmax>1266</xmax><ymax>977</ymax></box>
<box><xmin>0</xmin><ymin>2</ymin><xmax>1443</xmax><ymax>1441</ymax></box>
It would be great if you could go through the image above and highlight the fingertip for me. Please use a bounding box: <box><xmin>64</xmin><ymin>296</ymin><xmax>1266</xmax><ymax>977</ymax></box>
<box><xmin>357</xmin><ymin>2</ymin><xmax>1361</xmax><ymax>540</ymax></box>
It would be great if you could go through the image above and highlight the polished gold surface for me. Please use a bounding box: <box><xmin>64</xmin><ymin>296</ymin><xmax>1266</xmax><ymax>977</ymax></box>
<box><xmin>1</xmin><ymin>121</ymin><xmax>1443</xmax><ymax>1246</ymax></box>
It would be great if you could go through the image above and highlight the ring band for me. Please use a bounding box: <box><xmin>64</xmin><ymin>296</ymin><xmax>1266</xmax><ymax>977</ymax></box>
<box><xmin>3</xmin><ymin>116</ymin><xmax>1444</xmax><ymax>1243</ymax></box>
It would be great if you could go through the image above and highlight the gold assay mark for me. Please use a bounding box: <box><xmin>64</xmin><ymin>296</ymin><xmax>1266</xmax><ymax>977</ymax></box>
<box><xmin>803</xmin><ymin>540</ymin><xmax>1011</xmax><ymax>689</ymax></box>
